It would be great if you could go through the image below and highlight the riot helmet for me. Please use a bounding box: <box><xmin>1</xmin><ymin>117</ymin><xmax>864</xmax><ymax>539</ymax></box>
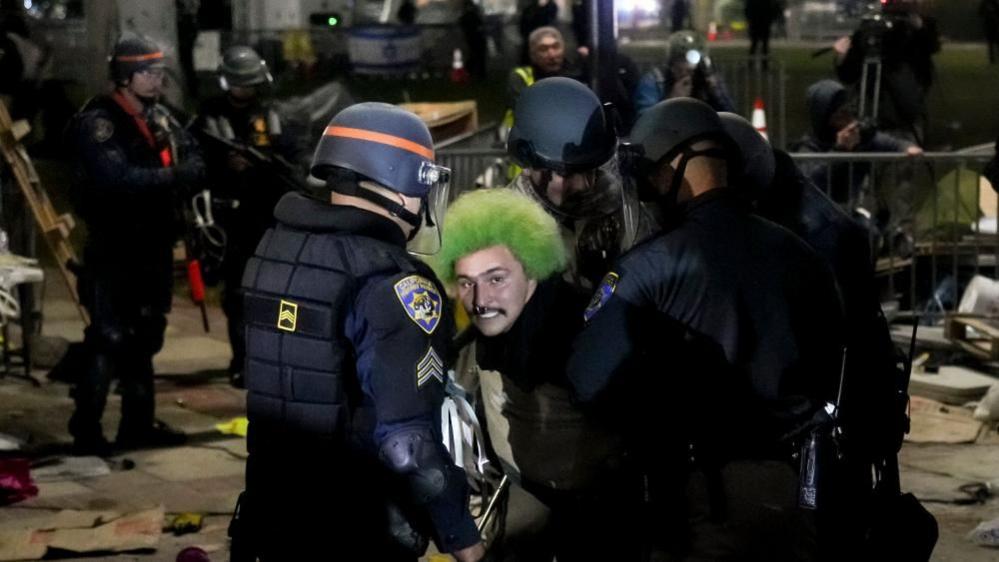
<box><xmin>218</xmin><ymin>46</ymin><xmax>273</xmax><ymax>91</ymax></box>
<box><xmin>310</xmin><ymin>102</ymin><xmax>451</xmax><ymax>253</ymax></box>
<box><xmin>718</xmin><ymin>112</ymin><xmax>775</xmax><ymax>198</ymax></box>
<box><xmin>507</xmin><ymin>77</ymin><xmax>619</xmax><ymax>218</ymax></box>
<box><xmin>508</xmin><ymin>77</ymin><xmax>616</xmax><ymax>175</ymax></box>
<box><xmin>109</xmin><ymin>35</ymin><xmax>166</xmax><ymax>84</ymax></box>
<box><xmin>623</xmin><ymin>97</ymin><xmax>736</xmax><ymax>203</ymax></box>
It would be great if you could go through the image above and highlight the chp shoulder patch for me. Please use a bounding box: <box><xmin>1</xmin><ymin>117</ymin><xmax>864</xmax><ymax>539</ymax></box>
<box><xmin>91</xmin><ymin>117</ymin><xmax>114</xmax><ymax>143</ymax></box>
<box><xmin>394</xmin><ymin>275</ymin><xmax>442</xmax><ymax>334</ymax></box>
<box><xmin>584</xmin><ymin>272</ymin><xmax>620</xmax><ymax>323</ymax></box>
<box><xmin>417</xmin><ymin>346</ymin><xmax>444</xmax><ymax>388</ymax></box>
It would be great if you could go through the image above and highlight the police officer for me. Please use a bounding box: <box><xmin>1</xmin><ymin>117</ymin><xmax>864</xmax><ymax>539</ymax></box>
<box><xmin>233</xmin><ymin>103</ymin><xmax>484</xmax><ymax>561</ymax></box>
<box><xmin>567</xmin><ymin>98</ymin><xmax>846</xmax><ymax>560</ymax></box>
<box><xmin>721</xmin><ymin>112</ymin><xmax>908</xmax><ymax>559</ymax></box>
<box><xmin>193</xmin><ymin>45</ymin><xmax>301</xmax><ymax>388</ymax></box>
<box><xmin>506</xmin><ymin>77</ymin><xmax>654</xmax><ymax>289</ymax></box>
<box><xmin>66</xmin><ymin>35</ymin><xmax>204</xmax><ymax>456</ymax></box>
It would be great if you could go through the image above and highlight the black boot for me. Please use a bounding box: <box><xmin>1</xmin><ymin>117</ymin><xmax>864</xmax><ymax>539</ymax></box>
<box><xmin>116</xmin><ymin>420</ymin><xmax>187</xmax><ymax>450</ymax></box>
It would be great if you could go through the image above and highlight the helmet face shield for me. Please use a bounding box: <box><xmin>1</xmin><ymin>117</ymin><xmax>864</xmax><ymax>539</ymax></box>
<box><xmin>407</xmin><ymin>162</ymin><xmax>452</xmax><ymax>257</ymax></box>
<box><xmin>527</xmin><ymin>168</ymin><xmax>612</xmax><ymax>219</ymax></box>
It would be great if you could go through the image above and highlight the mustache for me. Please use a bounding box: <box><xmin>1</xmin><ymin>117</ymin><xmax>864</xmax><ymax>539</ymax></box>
<box><xmin>472</xmin><ymin>306</ymin><xmax>506</xmax><ymax>317</ymax></box>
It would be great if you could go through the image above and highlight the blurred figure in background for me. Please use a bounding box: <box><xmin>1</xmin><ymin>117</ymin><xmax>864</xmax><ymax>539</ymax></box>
<box><xmin>519</xmin><ymin>0</ymin><xmax>558</xmax><ymax>64</ymax></box>
<box><xmin>980</xmin><ymin>0</ymin><xmax>999</xmax><ymax>64</ymax></box>
<box><xmin>459</xmin><ymin>0</ymin><xmax>488</xmax><ymax>80</ymax></box>
<box><xmin>745</xmin><ymin>0</ymin><xmax>777</xmax><ymax>67</ymax></box>
<box><xmin>192</xmin><ymin>45</ymin><xmax>302</xmax><ymax>388</ymax></box>
<box><xmin>634</xmin><ymin>31</ymin><xmax>735</xmax><ymax>116</ymax></box>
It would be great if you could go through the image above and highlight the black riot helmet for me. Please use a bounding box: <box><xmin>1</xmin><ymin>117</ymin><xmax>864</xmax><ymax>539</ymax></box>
<box><xmin>507</xmin><ymin>77</ymin><xmax>616</xmax><ymax>175</ymax></box>
<box><xmin>108</xmin><ymin>35</ymin><xmax>166</xmax><ymax>84</ymax></box>
<box><xmin>623</xmin><ymin>97</ymin><xmax>737</xmax><ymax>202</ymax></box>
<box><xmin>218</xmin><ymin>46</ymin><xmax>273</xmax><ymax>90</ymax></box>
<box><xmin>718</xmin><ymin>112</ymin><xmax>776</xmax><ymax>198</ymax></box>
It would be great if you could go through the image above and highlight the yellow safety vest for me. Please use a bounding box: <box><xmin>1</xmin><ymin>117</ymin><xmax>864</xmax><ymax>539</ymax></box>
<box><xmin>502</xmin><ymin>66</ymin><xmax>535</xmax><ymax>180</ymax></box>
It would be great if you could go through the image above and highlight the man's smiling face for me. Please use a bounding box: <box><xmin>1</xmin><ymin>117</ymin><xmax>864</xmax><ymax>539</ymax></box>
<box><xmin>455</xmin><ymin>245</ymin><xmax>538</xmax><ymax>337</ymax></box>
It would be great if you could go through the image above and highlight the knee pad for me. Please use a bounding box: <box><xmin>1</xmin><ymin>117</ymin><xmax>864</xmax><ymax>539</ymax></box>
<box><xmin>379</xmin><ymin>427</ymin><xmax>449</xmax><ymax>504</ymax></box>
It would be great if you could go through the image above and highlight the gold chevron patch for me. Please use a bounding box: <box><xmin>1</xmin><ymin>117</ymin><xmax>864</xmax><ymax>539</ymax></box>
<box><xmin>277</xmin><ymin>299</ymin><xmax>298</xmax><ymax>332</ymax></box>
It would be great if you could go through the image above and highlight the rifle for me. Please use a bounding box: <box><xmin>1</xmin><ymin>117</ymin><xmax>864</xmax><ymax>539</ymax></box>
<box><xmin>196</xmin><ymin>127</ymin><xmax>306</xmax><ymax>194</ymax></box>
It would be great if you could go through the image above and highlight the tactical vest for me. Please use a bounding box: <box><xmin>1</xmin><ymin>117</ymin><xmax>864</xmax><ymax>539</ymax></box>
<box><xmin>241</xmin><ymin>223</ymin><xmax>419</xmax><ymax>438</ymax></box>
<box><xmin>201</xmin><ymin>105</ymin><xmax>282</xmax><ymax>148</ymax></box>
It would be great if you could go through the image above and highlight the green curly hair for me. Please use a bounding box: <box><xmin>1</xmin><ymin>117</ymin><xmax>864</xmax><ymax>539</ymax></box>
<box><xmin>434</xmin><ymin>188</ymin><xmax>567</xmax><ymax>285</ymax></box>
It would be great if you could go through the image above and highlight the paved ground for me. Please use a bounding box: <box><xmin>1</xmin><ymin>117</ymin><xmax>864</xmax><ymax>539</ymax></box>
<box><xmin>2</xmin><ymin>269</ymin><xmax>999</xmax><ymax>561</ymax></box>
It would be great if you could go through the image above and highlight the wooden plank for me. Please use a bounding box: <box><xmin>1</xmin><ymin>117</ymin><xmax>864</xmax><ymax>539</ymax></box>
<box><xmin>906</xmin><ymin>396</ymin><xmax>983</xmax><ymax>444</ymax></box>
<box><xmin>945</xmin><ymin>314</ymin><xmax>999</xmax><ymax>360</ymax></box>
<box><xmin>10</xmin><ymin>120</ymin><xmax>30</xmax><ymax>143</ymax></box>
<box><xmin>398</xmin><ymin>101</ymin><xmax>479</xmax><ymax>146</ymax></box>
<box><xmin>910</xmin><ymin>365</ymin><xmax>997</xmax><ymax>405</ymax></box>
<box><xmin>890</xmin><ymin>324</ymin><xmax>954</xmax><ymax>351</ymax></box>
<box><xmin>0</xmin><ymin>99</ymin><xmax>87</xmax><ymax>323</ymax></box>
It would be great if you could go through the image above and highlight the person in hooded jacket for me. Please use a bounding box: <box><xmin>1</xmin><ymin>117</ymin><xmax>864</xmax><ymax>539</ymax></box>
<box><xmin>792</xmin><ymin>79</ymin><xmax>920</xmax><ymax>205</ymax></box>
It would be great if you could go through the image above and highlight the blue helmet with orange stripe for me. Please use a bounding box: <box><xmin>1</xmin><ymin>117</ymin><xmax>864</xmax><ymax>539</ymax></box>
<box><xmin>310</xmin><ymin>102</ymin><xmax>449</xmax><ymax>198</ymax></box>
<box><xmin>109</xmin><ymin>35</ymin><xmax>166</xmax><ymax>84</ymax></box>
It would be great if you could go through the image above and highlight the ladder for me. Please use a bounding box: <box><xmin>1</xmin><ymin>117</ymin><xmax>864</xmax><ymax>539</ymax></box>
<box><xmin>0</xmin><ymin>100</ymin><xmax>88</xmax><ymax>323</ymax></box>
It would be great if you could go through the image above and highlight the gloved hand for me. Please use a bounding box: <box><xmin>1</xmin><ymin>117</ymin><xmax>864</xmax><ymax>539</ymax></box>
<box><xmin>174</xmin><ymin>160</ymin><xmax>205</xmax><ymax>186</ymax></box>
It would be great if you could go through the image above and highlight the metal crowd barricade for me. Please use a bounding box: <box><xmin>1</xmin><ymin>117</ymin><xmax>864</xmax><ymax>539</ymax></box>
<box><xmin>790</xmin><ymin>152</ymin><xmax>997</xmax><ymax>319</ymax></box>
<box><xmin>438</xmin><ymin>147</ymin><xmax>509</xmax><ymax>199</ymax></box>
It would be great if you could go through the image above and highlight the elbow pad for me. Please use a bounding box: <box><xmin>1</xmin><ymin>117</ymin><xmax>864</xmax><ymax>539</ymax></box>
<box><xmin>379</xmin><ymin>427</ymin><xmax>452</xmax><ymax>504</ymax></box>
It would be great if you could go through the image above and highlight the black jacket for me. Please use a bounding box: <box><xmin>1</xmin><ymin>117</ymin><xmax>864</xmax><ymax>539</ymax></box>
<box><xmin>68</xmin><ymin>93</ymin><xmax>204</xmax><ymax>263</ymax></box>
<box><xmin>758</xmin><ymin>151</ymin><xmax>900</xmax><ymax>461</ymax></box>
<box><xmin>568</xmin><ymin>189</ymin><xmax>845</xmax><ymax>457</ymax></box>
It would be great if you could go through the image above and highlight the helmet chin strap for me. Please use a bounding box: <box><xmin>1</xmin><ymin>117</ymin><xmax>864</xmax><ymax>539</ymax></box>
<box><xmin>327</xmin><ymin>175</ymin><xmax>425</xmax><ymax>235</ymax></box>
<box><xmin>659</xmin><ymin>146</ymin><xmax>729</xmax><ymax>212</ymax></box>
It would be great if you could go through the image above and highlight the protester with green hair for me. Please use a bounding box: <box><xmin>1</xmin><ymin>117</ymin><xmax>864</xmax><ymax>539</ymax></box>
<box><xmin>436</xmin><ymin>188</ymin><xmax>566</xmax><ymax>338</ymax></box>
<box><xmin>437</xmin><ymin>188</ymin><xmax>641</xmax><ymax>561</ymax></box>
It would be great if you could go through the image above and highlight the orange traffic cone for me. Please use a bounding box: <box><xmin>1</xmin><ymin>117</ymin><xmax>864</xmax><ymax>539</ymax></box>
<box><xmin>450</xmin><ymin>48</ymin><xmax>469</xmax><ymax>84</ymax></box>
<box><xmin>707</xmin><ymin>21</ymin><xmax>718</xmax><ymax>42</ymax></box>
<box><xmin>752</xmin><ymin>97</ymin><xmax>768</xmax><ymax>141</ymax></box>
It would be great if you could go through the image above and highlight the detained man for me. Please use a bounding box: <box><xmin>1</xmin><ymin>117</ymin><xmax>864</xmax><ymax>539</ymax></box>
<box><xmin>436</xmin><ymin>189</ymin><xmax>643</xmax><ymax>561</ymax></box>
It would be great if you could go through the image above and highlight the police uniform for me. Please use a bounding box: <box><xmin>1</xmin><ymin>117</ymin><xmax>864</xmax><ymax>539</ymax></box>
<box><xmin>240</xmin><ymin>192</ymin><xmax>477</xmax><ymax>560</ymax></box>
<box><xmin>761</xmin><ymin>150</ymin><xmax>903</xmax><ymax>559</ymax></box>
<box><xmin>194</xmin><ymin>94</ymin><xmax>298</xmax><ymax>378</ymax></box>
<box><xmin>506</xmin><ymin>77</ymin><xmax>657</xmax><ymax>290</ymax></box>
<box><xmin>568</xmin><ymin>165</ymin><xmax>847</xmax><ymax>562</ymax></box>
<box><xmin>235</xmin><ymin>102</ymin><xmax>479</xmax><ymax>560</ymax></box>
<box><xmin>66</xmin><ymin>60</ymin><xmax>204</xmax><ymax>452</ymax></box>
<box><xmin>569</xmin><ymin>189</ymin><xmax>846</xmax><ymax>560</ymax></box>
